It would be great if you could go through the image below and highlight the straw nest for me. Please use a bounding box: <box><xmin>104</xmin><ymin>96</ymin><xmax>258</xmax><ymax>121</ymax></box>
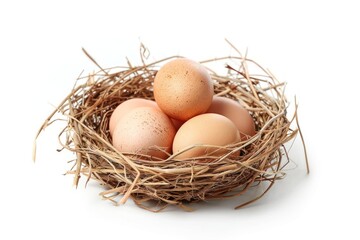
<box><xmin>34</xmin><ymin>45</ymin><xmax>308</xmax><ymax>211</ymax></box>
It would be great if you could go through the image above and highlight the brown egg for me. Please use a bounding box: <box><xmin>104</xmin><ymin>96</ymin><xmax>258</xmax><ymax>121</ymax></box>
<box><xmin>109</xmin><ymin>98</ymin><xmax>159</xmax><ymax>136</ymax></box>
<box><xmin>207</xmin><ymin>96</ymin><xmax>256</xmax><ymax>140</ymax></box>
<box><xmin>154</xmin><ymin>58</ymin><xmax>214</xmax><ymax>121</ymax></box>
<box><xmin>112</xmin><ymin>107</ymin><xmax>176</xmax><ymax>159</ymax></box>
<box><xmin>172</xmin><ymin>113</ymin><xmax>240</xmax><ymax>160</ymax></box>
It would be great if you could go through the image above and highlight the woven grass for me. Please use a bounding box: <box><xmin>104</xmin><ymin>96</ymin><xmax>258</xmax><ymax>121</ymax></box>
<box><xmin>34</xmin><ymin>45</ymin><xmax>308</xmax><ymax>211</ymax></box>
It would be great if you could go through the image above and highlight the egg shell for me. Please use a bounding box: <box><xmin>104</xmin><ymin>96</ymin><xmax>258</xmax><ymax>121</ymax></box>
<box><xmin>109</xmin><ymin>98</ymin><xmax>159</xmax><ymax>136</ymax></box>
<box><xmin>112</xmin><ymin>107</ymin><xmax>176</xmax><ymax>159</ymax></box>
<box><xmin>172</xmin><ymin>113</ymin><xmax>240</xmax><ymax>160</ymax></box>
<box><xmin>207</xmin><ymin>96</ymin><xmax>256</xmax><ymax>140</ymax></box>
<box><xmin>154</xmin><ymin>58</ymin><xmax>214</xmax><ymax>121</ymax></box>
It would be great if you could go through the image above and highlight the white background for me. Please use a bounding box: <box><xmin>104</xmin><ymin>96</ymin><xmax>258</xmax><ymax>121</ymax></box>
<box><xmin>1</xmin><ymin>0</ymin><xmax>359</xmax><ymax>239</ymax></box>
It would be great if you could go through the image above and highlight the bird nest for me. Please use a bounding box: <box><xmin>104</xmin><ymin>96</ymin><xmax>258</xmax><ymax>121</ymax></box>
<box><xmin>34</xmin><ymin>46</ymin><xmax>308</xmax><ymax>212</ymax></box>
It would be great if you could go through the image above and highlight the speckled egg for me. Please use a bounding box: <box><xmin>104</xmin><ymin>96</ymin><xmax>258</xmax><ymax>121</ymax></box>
<box><xmin>109</xmin><ymin>98</ymin><xmax>159</xmax><ymax>136</ymax></box>
<box><xmin>112</xmin><ymin>107</ymin><xmax>176</xmax><ymax>159</ymax></box>
<box><xmin>154</xmin><ymin>58</ymin><xmax>214</xmax><ymax>121</ymax></box>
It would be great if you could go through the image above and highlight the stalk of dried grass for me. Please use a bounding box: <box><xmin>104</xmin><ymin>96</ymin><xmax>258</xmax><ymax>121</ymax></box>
<box><xmin>33</xmin><ymin>45</ymin><xmax>308</xmax><ymax>211</ymax></box>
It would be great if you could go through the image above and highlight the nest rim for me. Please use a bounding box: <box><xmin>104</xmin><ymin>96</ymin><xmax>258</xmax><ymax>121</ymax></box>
<box><xmin>34</xmin><ymin>47</ymin><xmax>308</xmax><ymax>212</ymax></box>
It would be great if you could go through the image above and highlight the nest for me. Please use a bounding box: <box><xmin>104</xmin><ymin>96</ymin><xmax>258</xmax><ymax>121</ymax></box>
<box><xmin>34</xmin><ymin>46</ymin><xmax>308</xmax><ymax>211</ymax></box>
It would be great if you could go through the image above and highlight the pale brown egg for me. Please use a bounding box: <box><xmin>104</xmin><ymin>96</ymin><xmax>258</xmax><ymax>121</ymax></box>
<box><xmin>109</xmin><ymin>98</ymin><xmax>159</xmax><ymax>136</ymax></box>
<box><xmin>207</xmin><ymin>96</ymin><xmax>256</xmax><ymax>140</ymax></box>
<box><xmin>172</xmin><ymin>113</ymin><xmax>240</xmax><ymax>160</ymax></box>
<box><xmin>154</xmin><ymin>58</ymin><xmax>214</xmax><ymax>121</ymax></box>
<box><xmin>112</xmin><ymin>107</ymin><xmax>176</xmax><ymax>159</ymax></box>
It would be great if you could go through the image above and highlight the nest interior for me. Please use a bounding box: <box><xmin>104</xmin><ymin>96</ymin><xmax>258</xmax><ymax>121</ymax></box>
<box><xmin>34</xmin><ymin>49</ymin><xmax>305</xmax><ymax>211</ymax></box>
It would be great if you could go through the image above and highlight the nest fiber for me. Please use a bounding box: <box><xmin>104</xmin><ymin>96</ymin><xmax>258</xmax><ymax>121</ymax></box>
<box><xmin>34</xmin><ymin>48</ymin><xmax>307</xmax><ymax>211</ymax></box>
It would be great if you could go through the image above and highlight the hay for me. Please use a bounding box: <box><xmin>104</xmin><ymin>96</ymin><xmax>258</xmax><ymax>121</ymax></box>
<box><xmin>33</xmin><ymin>45</ymin><xmax>308</xmax><ymax>211</ymax></box>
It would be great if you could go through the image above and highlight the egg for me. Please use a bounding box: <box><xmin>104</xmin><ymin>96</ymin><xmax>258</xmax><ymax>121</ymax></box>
<box><xmin>207</xmin><ymin>96</ymin><xmax>256</xmax><ymax>140</ymax></box>
<box><xmin>109</xmin><ymin>98</ymin><xmax>159</xmax><ymax>136</ymax></box>
<box><xmin>154</xmin><ymin>58</ymin><xmax>214</xmax><ymax>121</ymax></box>
<box><xmin>112</xmin><ymin>107</ymin><xmax>176</xmax><ymax>159</ymax></box>
<box><xmin>172</xmin><ymin>113</ymin><xmax>240</xmax><ymax>160</ymax></box>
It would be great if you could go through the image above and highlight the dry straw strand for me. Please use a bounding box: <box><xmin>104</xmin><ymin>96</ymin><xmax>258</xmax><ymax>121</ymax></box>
<box><xmin>34</xmin><ymin>45</ymin><xmax>308</xmax><ymax>211</ymax></box>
